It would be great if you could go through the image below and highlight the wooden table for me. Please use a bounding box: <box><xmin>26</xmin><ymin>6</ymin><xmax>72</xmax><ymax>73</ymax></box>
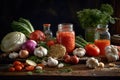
<box><xmin>1</xmin><ymin>61</ymin><xmax>120</xmax><ymax>80</ymax></box>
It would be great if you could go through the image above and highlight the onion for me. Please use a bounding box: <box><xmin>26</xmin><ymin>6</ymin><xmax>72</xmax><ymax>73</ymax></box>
<box><xmin>19</xmin><ymin>50</ymin><xmax>29</xmax><ymax>58</ymax></box>
<box><xmin>1</xmin><ymin>31</ymin><xmax>26</xmax><ymax>52</ymax></box>
<box><xmin>26</xmin><ymin>59</ymin><xmax>37</xmax><ymax>66</ymax></box>
<box><xmin>22</xmin><ymin>40</ymin><xmax>37</xmax><ymax>53</ymax></box>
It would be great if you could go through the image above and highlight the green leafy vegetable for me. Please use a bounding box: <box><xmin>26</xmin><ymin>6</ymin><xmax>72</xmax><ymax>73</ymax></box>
<box><xmin>11</xmin><ymin>18</ymin><xmax>34</xmax><ymax>37</ymax></box>
<box><xmin>18</xmin><ymin>18</ymin><xmax>34</xmax><ymax>32</ymax></box>
<box><xmin>77</xmin><ymin>4</ymin><xmax>116</xmax><ymax>29</ymax></box>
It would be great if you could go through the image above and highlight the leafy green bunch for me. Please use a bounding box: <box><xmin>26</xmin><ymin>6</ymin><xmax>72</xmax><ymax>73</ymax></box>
<box><xmin>77</xmin><ymin>4</ymin><xmax>115</xmax><ymax>29</ymax></box>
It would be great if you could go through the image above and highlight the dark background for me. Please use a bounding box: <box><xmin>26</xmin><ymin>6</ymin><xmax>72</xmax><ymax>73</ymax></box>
<box><xmin>0</xmin><ymin>0</ymin><xmax>120</xmax><ymax>42</ymax></box>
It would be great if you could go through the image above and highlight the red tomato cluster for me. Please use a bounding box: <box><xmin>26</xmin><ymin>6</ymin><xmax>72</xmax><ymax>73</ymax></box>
<box><xmin>8</xmin><ymin>61</ymin><xmax>38</xmax><ymax>72</ymax></box>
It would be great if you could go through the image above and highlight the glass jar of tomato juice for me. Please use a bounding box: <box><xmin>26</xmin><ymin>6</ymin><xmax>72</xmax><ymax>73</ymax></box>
<box><xmin>94</xmin><ymin>24</ymin><xmax>111</xmax><ymax>56</ymax></box>
<box><xmin>56</xmin><ymin>23</ymin><xmax>75</xmax><ymax>53</ymax></box>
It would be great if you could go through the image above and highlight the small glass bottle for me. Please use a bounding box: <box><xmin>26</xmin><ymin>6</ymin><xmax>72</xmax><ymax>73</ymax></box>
<box><xmin>94</xmin><ymin>24</ymin><xmax>111</xmax><ymax>56</ymax></box>
<box><xmin>56</xmin><ymin>23</ymin><xmax>75</xmax><ymax>53</ymax></box>
<box><xmin>43</xmin><ymin>24</ymin><xmax>53</xmax><ymax>41</ymax></box>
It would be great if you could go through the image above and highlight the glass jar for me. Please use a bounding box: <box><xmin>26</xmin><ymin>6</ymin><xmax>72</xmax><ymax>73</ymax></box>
<box><xmin>85</xmin><ymin>28</ymin><xmax>96</xmax><ymax>42</ymax></box>
<box><xmin>56</xmin><ymin>23</ymin><xmax>75</xmax><ymax>53</ymax></box>
<box><xmin>94</xmin><ymin>24</ymin><xmax>111</xmax><ymax>56</ymax></box>
<box><xmin>43</xmin><ymin>24</ymin><xmax>53</xmax><ymax>41</ymax></box>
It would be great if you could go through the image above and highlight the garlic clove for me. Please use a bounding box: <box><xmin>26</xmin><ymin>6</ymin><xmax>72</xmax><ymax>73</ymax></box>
<box><xmin>9</xmin><ymin>52</ymin><xmax>19</xmax><ymax>59</ymax></box>
<box><xmin>35</xmin><ymin>66</ymin><xmax>43</xmax><ymax>70</ymax></box>
<box><xmin>58</xmin><ymin>63</ymin><xmax>64</xmax><ymax>68</ymax></box>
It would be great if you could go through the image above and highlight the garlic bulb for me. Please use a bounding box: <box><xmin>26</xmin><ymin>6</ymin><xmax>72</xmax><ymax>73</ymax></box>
<box><xmin>105</xmin><ymin>45</ymin><xmax>119</xmax><ymax>62</ymax></box>
<box><xmin>9</xmin><ymin>52</ymin><xmax>19</xmax><ymax>59</ymax></box>
<box><xmin>47</xmin><ymin>57</ymin><xmax>58</xmax><ymax>67</ymax></box>
<box><xmin>73</xmin><ymin>48</ymin><xmax>86</xmax><ymax>57</ymax></box>
<box><xmin>34</xmin><ymin>46</ymin><xmax>47</xmax><ymax>57</ymax></box>
<box><xmin>86</xmin><ymin>57</ymin><xmax>99</xmax><ymax>69</ymax></box>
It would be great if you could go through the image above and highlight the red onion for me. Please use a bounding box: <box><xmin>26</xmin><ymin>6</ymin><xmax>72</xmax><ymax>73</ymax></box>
<box><xmin>22</xmin><ymin>40</ymin><xmax>37</xmax><ymax>53</ymax></box>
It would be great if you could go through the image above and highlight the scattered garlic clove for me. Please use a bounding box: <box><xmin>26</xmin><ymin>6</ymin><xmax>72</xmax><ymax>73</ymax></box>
<box><xmin>35</xmin><ymin>66</ymin><xmax>43</xmax><ymax>70</ymax></box>
<box><xmin>98</xmin><ymin>62</ymin><xmax>105</xmax><ymax>68</ymax></box>
<box><xmin>9</xmin><ymin>52</ymin><xmax>19</xmax><ymax>59</ymax></box>
<box><xmin>58</xmin><ymin>63</ymin><xmax>64</xmax><ymax>68</ymax></box>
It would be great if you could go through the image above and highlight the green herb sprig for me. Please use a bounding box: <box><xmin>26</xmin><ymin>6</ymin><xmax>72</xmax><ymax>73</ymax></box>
<box><xmin>77</xmin><ymin>4</ymin><xmax>117</xmax><ymax>29</ymax></box>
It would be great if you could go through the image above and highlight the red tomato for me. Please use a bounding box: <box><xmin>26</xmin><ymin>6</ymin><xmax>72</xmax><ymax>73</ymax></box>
<box><xmin>29</xmin><ymin>30</ymin><xmax>46</xmax><ymax>42</ymax></box>
<box><xmin>64</xmin><ymin>55</ymin><xmax>71</xmax><ymax>63</ymax></box>
<box><xmin>13</xmin><ymin>61</ymin><xmax>22</xmax><ymax>66</ymax></box>
<box><xmin>8</xmin><ymin>67</ymin><xmax>15</xmax><ymax>72</ymax></box>
<box><xmin>85</xmin><ymin>44</ymin><xmax>100</xmax><ymax>56</ymax></box>
<box><xmin>70</xmin><ymin>55</ymin><xmax>79</xmax><ymax>64</ymax></box>
<box><xmin>15</xmin><ymin>65</ymin><xmax>23</xmax><ymax>71</ymax></box>
<box><xmin>19</xmin><ymin>63</ymin><xmax>25</xmax><ymax>68</ymax></box>
<box><xmin>46</xmin><ymin>40</ymin><xmax>55</xmax><ymax>47</ymax></box>
<box><xmin>25</xmin><ymin>65</ymin><xmax>35</xmax><ymax>71</ymax></box>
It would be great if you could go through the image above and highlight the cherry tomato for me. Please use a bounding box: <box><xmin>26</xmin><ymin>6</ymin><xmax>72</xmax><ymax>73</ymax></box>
<box><xmin>15</xmin><ymin>65</ymin><xmax>22</xmax><ymax>71</ymax></box>
<box><xmin>19</xmin><ymin>63</ymin><xmax>25</xmax><ymax>68</ymax></box>
<box><xmin>29</xmin><ymin>30</ymin><xmax>46</xmax><ymax>42</ymax></box>
<box><xmin>70</xmin><ymin>55</ymin><xmax>79</xmax><ymax>64</ymax></box>
<box><xmin>25</xmin><ymin>65</ymin><xmax>35</xmax><ymax>71</ymax></box>
<box><xmin>63</xmin><ymin>53</ymin><xmax>69</xmax><ymax>59</ymax></box>
<box><xmin>13</xmin><ymin>61</ymin><xmax>22</xmax><ymax>66</ymax></box>
<box><xmin>46</xmin><ymin>40</ymin><xmax>55</xmax><ymax>47</ymax></box>
<box><xmin>85</xmin><ymin>44</ymin><xmax>100</xmax><ymax>56</ymax></box>
<box><xmin>8</xmin><ymin>67</ymin><xmax>15</xmax><ymax>72</ymax></box>
<box><xmin>64</xmin><ymin>55</ymin><xmax>71</xmax><ymax>63</ymax></box>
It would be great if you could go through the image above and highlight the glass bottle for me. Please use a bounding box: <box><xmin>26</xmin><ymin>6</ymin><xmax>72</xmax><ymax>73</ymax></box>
<box><xmin>56</xmin><ymin>23</ymin><xmax>75</xmax><ymax>53</ymax></box>
<box><xmin>94</xmin><ymin>24</ymin><xmax>111</xmax><ymax>56</ymax></box>
<box><xmin>43</xmin><ymin>24</ymin><xmax>53</xmax><ymax>41</ymax></box>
